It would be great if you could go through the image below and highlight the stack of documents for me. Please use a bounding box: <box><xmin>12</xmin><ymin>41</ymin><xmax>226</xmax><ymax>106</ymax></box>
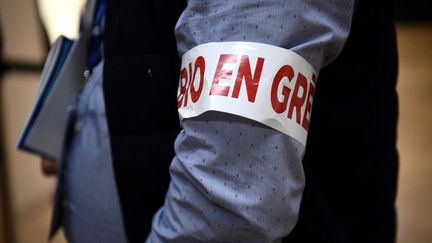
<box><xmin>17</xmin><ymin>34</ymin><xmax>89</xmax><ymax>161</ymax></box>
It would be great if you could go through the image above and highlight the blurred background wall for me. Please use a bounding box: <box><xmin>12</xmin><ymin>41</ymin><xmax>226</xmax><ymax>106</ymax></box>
<box><xmin>1</xmin><ymin>0</ymin><xmax>50</xmax><ymax>242</ymax></box>
<box><xmin>0</xmin><ymin>0</ymin><xmax>431</xmax><ymax>243</ymax></box>
<box><xmin>0</xmin><ymin>0</ymin><xmax>84</xmax><ymax>242</ymax></box>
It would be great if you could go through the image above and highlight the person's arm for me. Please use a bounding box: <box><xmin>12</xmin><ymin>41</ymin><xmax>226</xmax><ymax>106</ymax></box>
<box><xmin>147</xmin><ymin>1</ymin><xmax>355</xmax><ymax>242</ymax></box>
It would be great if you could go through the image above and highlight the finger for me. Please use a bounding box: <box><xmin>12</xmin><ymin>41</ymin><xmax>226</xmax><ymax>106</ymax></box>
<box><xmin>41</xmin><ymin>159</ymin><xmax>60</xmax><ymax>176</ymax></box>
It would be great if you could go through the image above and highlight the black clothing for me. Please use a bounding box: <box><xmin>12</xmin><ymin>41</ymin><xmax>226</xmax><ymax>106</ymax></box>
<box><xmin>103</xmin><ymin>1</ymin><xmax>185</xmax><ymax>242</ymax></box>
<box><xmin>284</xmin><ymin>1</ymin><xmax>398</xmax><ymax>242</ymax></box>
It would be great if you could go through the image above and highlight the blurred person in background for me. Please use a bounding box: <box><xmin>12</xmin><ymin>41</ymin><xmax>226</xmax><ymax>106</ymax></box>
<box><xmin>41</xmin><ymin>0</ymin><xmax>185</xmax><ymax>242</ymax></box>
<box><xmin>41</xmin><ymin>0</ymin><xmax>127</xmax><ymax>242</ymax></box>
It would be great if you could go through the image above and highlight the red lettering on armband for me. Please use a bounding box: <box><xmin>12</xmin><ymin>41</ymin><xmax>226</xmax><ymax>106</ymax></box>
<box><xmin>178</xmin><ymin>42</ymin><xmax>318</xmax><ymax>144</ymax></box>
<box><xmin>271</xmin><ymin>67</ymin><xmax>316</xmax><ymax>131</ymax></box>
<box><xmin>177</xmin><ymin>56</ymin><xmax>206</xmax><ymax>108</ymax></box>
<box><xmin>288</xmin><ymin>72</ymin><xmax>308</xmax><ymax>124</ymax></box>
<box><xmin>210</xmin><ymin>54</ymin><xmax>265</xmax><ymax>103</ymax></box>
<box><xmin>210</xmin><ymin>54</ymin><xmax>238</xmax><ymax>97</ymax></box>
<box><xmin>177</xmin><ymin>67</ymin><xmax>188</xmax><ymax>108</ymax></box>
<box><xmin>301</xmin><ymin>74</ymin><xmax>316</xmax><ymax>131</ymax></box>
<box><xmin>191</xmin><ymin>56</ymin><xmax>205</xmax><ymax>102</ymax></box>
<box><xmin>232</xmin><ymin>56</ymin><xmax>265</xmax><ymax>102</ymax></box>
<box><xmin>271</xmin><ymin>65</ymin><xmax>294</xmax><ymax>113</ymax></box>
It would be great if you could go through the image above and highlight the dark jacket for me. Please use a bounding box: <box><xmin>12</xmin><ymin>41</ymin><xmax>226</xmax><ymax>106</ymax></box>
<box><xmin>284</xmin><ymin>1</ymin><xmax>398</xmax><ymax>242</ymax></box>
<box><xmin>103</xmin><ymin>1</ymin><xmax>186</xmax><ymax>242</ymax></box>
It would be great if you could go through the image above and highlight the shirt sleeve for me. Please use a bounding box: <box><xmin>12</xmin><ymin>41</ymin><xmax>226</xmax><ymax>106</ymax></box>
<box><xmin>147</xmin><ymin>1</ymin><xmax>355</xmax><ymax>242</ymax></box>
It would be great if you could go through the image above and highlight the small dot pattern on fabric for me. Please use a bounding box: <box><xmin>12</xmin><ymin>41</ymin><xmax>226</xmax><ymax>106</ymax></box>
<box><xmin>148</xmin><ymin>113</ymin><xmax>305</xmax><ymax>243</ymax></box>
<box><xmin>148</xmin><ymin>0</ymin><xmax>355</xmax><ymax>242</ymax></box>
<box><xmin>175</xmin><ymin>0</ymin><xmax>354</xmax><ymax>70</ymax></box>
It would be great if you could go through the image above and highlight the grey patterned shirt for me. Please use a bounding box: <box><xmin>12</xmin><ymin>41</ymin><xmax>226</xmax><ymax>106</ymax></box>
<box><xmin>147</xmin><ymin>1</ymin><xmax>354</xmax><ymax>242</ymax></box>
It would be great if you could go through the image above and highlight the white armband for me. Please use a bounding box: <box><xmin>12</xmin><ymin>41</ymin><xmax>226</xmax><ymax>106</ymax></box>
<box><xmin>177</xmin><ymin>42</ymin><xmax>316</xmax><ymax>146</ymax></box>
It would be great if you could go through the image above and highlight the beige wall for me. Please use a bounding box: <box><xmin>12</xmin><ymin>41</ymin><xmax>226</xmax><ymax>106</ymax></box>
<box><xmin>0</xmin><ymin>71</ymin><xmax>57</xmax><ymax>243</ymax></box>
<box><xmin>0</xmin><ymin>0</ymin><xmax>47</xmax><ymax>64</ymax></box>
<box><xmin>1</xmin><ymin>0</ymin><xmax>56</xmax><ymax>241</ymax></box>
<box><xmin>396</xmin><ymin>24</ymin><xmax>432</xmax><ymax>243</ymax></box>
<box><xmin>0</xmin><ymin>0</ymin><xmax>82</xmax><ymax>240</ymax></box>
<box><xmin>1</xmin><ymin>71</ymin><xmax>56</xmax><ymax>217</ymax></box>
